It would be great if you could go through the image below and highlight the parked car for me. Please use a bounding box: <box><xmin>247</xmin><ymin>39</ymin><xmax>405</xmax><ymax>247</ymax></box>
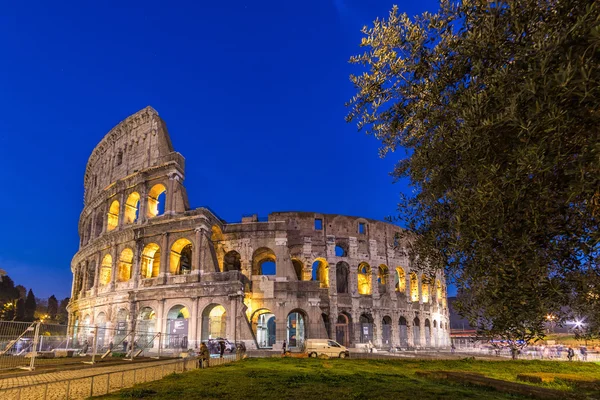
<box><xmin>207</xmin><ymin>338</ymin><xmax>235</xmax><ymax>354</ymax></box>
<box><xmin>305</xmin><ymin>339</ymin><xmax>349</xmax><ymax>358</ymax></box>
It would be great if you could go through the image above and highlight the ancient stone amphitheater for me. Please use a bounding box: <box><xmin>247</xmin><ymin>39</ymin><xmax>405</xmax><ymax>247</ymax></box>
<box><xmin>68</xmin><ymin>107</ymin><xmax>450</xmax><ymax>352</ymax></box>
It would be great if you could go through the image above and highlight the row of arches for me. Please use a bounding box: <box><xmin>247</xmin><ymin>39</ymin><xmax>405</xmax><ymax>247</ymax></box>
<box><xmin>80</xmin><ymin>184</ymin><xmax>167</xmax><ymax>246</ymax></box>
<box><xmin>96</xmin><ymin>238</ymin><xmax>193</xmax><ymax>286</ymax></box>
<box><xmin>106</xmin><ymin>184</ymin><xmax>166</xmax><ymax>231</ymax></box>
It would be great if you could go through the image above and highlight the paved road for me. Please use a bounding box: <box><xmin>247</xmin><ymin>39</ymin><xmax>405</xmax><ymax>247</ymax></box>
<box><xmin>0</xmin><ymin>358</ymin><xmax>192</xmax><ymax>400</ymax></box>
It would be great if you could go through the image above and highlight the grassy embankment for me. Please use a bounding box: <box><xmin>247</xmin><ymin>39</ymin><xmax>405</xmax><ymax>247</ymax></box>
<box><xmin>97</xmin><ymin>357</ymin><xmax>600</xmax><ymax>400</ymax></box>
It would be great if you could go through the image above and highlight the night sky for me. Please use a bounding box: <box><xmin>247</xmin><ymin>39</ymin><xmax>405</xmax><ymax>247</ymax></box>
<box><xmin>0</xmin><ymin>0</ymin><xmax>439</xmax><ymax>299</ymax></box>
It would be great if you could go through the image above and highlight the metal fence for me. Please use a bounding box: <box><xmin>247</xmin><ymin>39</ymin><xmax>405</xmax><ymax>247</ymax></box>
<box><xmin>0</xmin><ymin>354</ymin><xmax>239</xmax><ymax>400</ymax></box>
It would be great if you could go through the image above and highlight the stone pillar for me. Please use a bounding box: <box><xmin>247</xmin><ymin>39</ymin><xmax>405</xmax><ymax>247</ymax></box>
<box><xmin>405</xmin><ymin>273</ymin><xmax>411</xmax><ymax>300</ymax></box>
<box><xmin>89</xmin><ymin>211</ymin><xmax>97</xmax><ymax>241</ymax></box>
<box><xmin>93</xmin><ymin>252</ymin><xmax>101</xmax><ymax>293</ymax></box>
<box><xmin>418</xmin><ymin>275</ymin><xmax>423</xmax><ymax>304</ymax></box>
<box><xmin>159</xmin><ymin>233</ymin><xmax>169</xmax><ymax>280</ymax></box>
<box><xmin>165</xmin><ymin>174</ymin><xmax>176</xmax><ymax>215</ymax></box>
<box><xmin>193</xmin><ymin>228</ymin><xmax>202</xmax><ymax>274</ymax></box>
<box><xmin>138</xmin><ymin>184</ymin><xmax>148</xmax><ymax>224</ymax></box>
<box><xmin>391</xmin><ymin>312</ymin><xmax>399</xmax><ymax>348</ymax></box>
<box><xmin>80</xmin><ymin>261</ymin><xmax>88</xmax><ymax>298</ymax></box>
<box><xmin>110</xmin><ymin>245</ymin><xmax>118</xmax><ymax>289</ymax></box>
<box><xmin>132</xmin><ymin>240</ymin><xmax>142</xmax><ymax>288</ymax></box>
<box><xmin>117</xmin><ymin>192</ymin><xmax>125</xmax><ymax>229</ymax></box>
<box><xmin>373</xmin><ymin>311</ymin><xmax>382</xmax><ymax>347</ymax></box>
<box><xmin>71</xmin><ymin>265</ymin><xmax>79</xmax><ymax>300</ymax></box>
<box><xmin>189</xmin><ymin>297</ymin><xmax>199</xmax><ymax>347</ymax></box>
<box><xmin>420</xmin><ymin>318</ymin><xmax>426</xmax><ymax>348</ymax></box>
<box><xmin>371</xmin><ymin>267</ymin><xmax>379</xmax><ymax>298</ymax></box>
<box><xmin>157</xmin><ymin>299</ymin><xmax>166</xmax><ymax>336</ymax></box>
<box><xmin>407</xmin><ymin>318</ymin><xmax>414</xmax><ymax>347</ymax></box>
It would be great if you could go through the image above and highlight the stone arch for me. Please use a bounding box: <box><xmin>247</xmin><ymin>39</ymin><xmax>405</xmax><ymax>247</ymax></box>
<box><xmin>137</xmin><ymin>306</ymin><xmax>157</xmax><ymax>346</ymax></box>
<box><xmin>251</xmin><ymin>308</ymin><xmax>276</xmax><ymax>348</ymax></box>
<box><xmin>378</xmin><ymin>264</ymin><xmax>389</xmax><ymax>294</ymax></box>
<box><xmin>311</xmin><ymin>258</ymin><xmax>329</xmax><ymax>288</ymax></box>
<box><xmin>358</xmin><ymin>262</ymin><xmax>372</xmax><ymax>295</ymax></box>
<box><xmin>413</xmin><ymin>317</ymin><xmax>421</xmax><ymax>346</ymax></box>
<box><xmin>336</xmin><ymin>261</ymin><xmax>349</xmax><ymax>293</ymax></box>
<box><xmin>99</xmin><ymin>254</ymin><xmax>112</xmax><ymax>286</ymax></box>
<box><xmin>107</xmin><ymin>200</ymin><xmax>120</xmax><ymax>231</ymax></box>
<box><xmin>398</xmin><ymin>316</ymin><xmax>408</xmax><ymax>347</ymax></box>
<box><xmin>421</xmin><ymin>274</ymin><xmax>431</xmax><ymax>303</ymax></box>
<box><xmin>409</xmin><ymin>272</ymin><xmax>419</xmax><ymax>301</ymax></box>
<box><xmin>85</xmin><ymin>261</ymin><xmax>96</xmax><ymax>290</ymax></box>
<box><xmin>166</xmin><ymin>304</ymin><xmax>190</xmax><ymax>348</ymax></box>
<box><xmin>201</xmin><ymin>303</ymin><xmax>227</xmax><ymax>341</ymax></box>
<box><xmin>395</xmin><ymin>267</ymin><xmax>406</xmax><ymax>293</ymax></box>
<box><xmin>223</xmin><ymin>250</ymin><xmax>241</xmax><ymax>272</ymax></box>
<box><xmin>335</xmin><ymin>312</ymin><xmax>352</xmax><ymax>347</ymax></box>
<box><xmin>117</xmin><ymin>248</ymin><xmax>133</xmax><ymax>282</ymax></box>
<box><xmin>381</xmin><ymin>315</ymin><xmax>392</xmax><ymax>346</ymax></box>
<box><xmin>252</xmin><ymin>247</ymin><xmax>276</xmax><ymax>276</ymax></box>
<box><xmin>335</xmin><ymin>261</ymin><xmax>350</xmax><ymax>293</ymax></box>
<box><xmin>170</xmin><ymin>238</ymin><xmax>193</xmax><ymax>275</ymax></box>
<box><xmin>335</xmin><ymin>239</ymin><xmax>348</xmax><ymax>257</ymax></box>
<box><xmin>141</xmin><ymin>243</ymin><xmax>160</xmax><ymax>278</ymax></box>
<box><xmin>94</xmin><ymin>209</ymin><xmax>104</xmax><ymax>238</ymax></box>
<box><xmin>359</xmin><ymin>313</ymin><xmax>374</xmax><ymax>343</ymax></box>
<box><xmin>147</xmin><ymin>183</ymin><xmax>166</xmax><ymax>218</ymax></box>
<box><xmin>286</xmin><ymin>309</ymin><xmax>308</xmax><ymax>349</ymax></box>
<box><xmin>124</xmin><ymin>192</ymin><xmax>141</xmax><ymax>224</ymax></box>
<box><xmin>291</xmin><ymin>258</ymin><xmax>303</xmax><ymax>280</ymax></box>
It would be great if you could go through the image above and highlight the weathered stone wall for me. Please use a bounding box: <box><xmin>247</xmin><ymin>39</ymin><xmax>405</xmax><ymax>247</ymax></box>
<box><xmin>68</xmin><ymin>108</ymin><xmax>451</xmax><ymax>352</ymax></box>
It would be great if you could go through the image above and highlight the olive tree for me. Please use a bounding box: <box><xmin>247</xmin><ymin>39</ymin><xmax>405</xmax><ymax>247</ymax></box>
<box><xmin>347</xmin><ymin>0</ymin><xmax>600</xmax><ymax>343</ymax></box>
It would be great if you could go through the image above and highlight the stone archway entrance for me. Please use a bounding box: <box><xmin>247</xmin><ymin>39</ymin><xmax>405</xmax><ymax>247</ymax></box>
<box><xmin>335</xmin><ymin>313</ymin><xmax>351</xmax><ymax>347</ymax></box>
<box><xmin>252</xmin><ymin>309</ymin><xmax>276</xmax><ymax>348</ymax></box>
<box><xmin>201</xmin><ymin>304</ymin><xmax>227</xmax><ymax>341</ymax></box>
<box><xmin>286</xmin><ymin>310</ymin><xmax>306</xmax><ymax>349</ymax></box>
<box><xmin>381</xmin><ymin>316</ymin><xmax>392</xmax><ymax>347</ymax></box>
<box><xmin>166</xmin><ymin>305</ymin><xmax>189</xmax><ymax>349</ymax></box>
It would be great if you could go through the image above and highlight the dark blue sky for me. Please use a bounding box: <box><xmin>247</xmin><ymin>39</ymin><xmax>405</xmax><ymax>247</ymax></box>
<box><xmin>0</xmin><ymin>0</ymin><xmax>439</xmax><ymax>299</ymax></box>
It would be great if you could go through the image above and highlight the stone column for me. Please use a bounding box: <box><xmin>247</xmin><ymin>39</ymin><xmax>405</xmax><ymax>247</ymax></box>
<box><xmin>110</xmin><ymin>245</ymin><xmax>118</xmax><ymax>289</ymax></box>
<box><xmin>90</xmin><ymin>211</ymin><xmax>97</xmax><ymax>242</ymax></box>
<box><xmin>117</xmin><ymin>192</ymin><xmax>125</xmax><ymax>229</ymax></box>
<box><xmin>391</xmin><ymin>312</ymin><xmax>399</xmax><ymax>348</ymax></box>
<box><xmin>165</xmin><ymin>174</ymin><xmax>176</xmax><ymax>215</ymax></box>
<box><xmin>420</xmin><ymin>319</ymin><xmax>426</xmax><ymax>348</ymax></box>
<box><xmin>407</xmin><ymin>318</ymin><xmax>414</xmax><ymax>347</ymax></box>
<box><xmin>138</xmin><ymin>184</ymin><xmax>148</xmax><ymax>224</ymax></box>
<box><xmin>373</xmin><ymin>310</ymin><xmax>381</xmax><ymax>347</ymax></box>
<box><xmin>157</xmin><ymin>299</ymin><xmax>166</xmax><ymax>337</ymax></box>
<box><xmin>371</xmin><ymin>267</ymin><xmax>379</xmax><ymax>298</ymax></box>
<box><xmin>189</xmin><ymin>297</ymin><xmax>199</xmax><ymax>348</ymax></box>
<box><xmin>80</xmin><ymin>261</ymin><xmax>88</xmax><ymax>298</ymax></box>
<box><xmin>71</xmin><ymin>265</ymin><xmax>79</xmax><ymax>300</ymax></box>
<box><xmin>193</xmin><ymin>227</ymin><xmax>203</xmax><ymax>275</ymax></box>
<box><xmin>93</xmin><ymin>252</ymin><xmax>101</xmax><ymax>294</ymax></box>
<box><xmin>132</xmin><ymin>240</ymin><xmax>142</xmax><ymax>288</ymax></box>
<box><xmin>159</xmin><ymin>233</ymin><xmax>169</xmax><ymax>281</ymax></box>
<box><xmin>418</xmin><ymin>274</ymin><xmax>423</xmax><ymax>304</ymax></box>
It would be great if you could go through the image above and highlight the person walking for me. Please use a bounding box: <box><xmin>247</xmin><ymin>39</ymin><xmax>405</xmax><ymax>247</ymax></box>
<box><xmin>451</xmin><ymin>344</ymin><xmax>456</xmax><ymax>354</ymax></box>
<box><xmin>580</xmin><ymin>346</ymin><xmax>587</xmax><ymax>361</ymax></box>
<box><xmin>219</xmin><ymin>340</ymin><xmax>226</xmax><ymax>358</ymax></box>
<box><xmin>199</xmin><ymin>342</ymin><xmax>210</xmax><ymax>368</ymax></box>
<box><xmin>567</xmin><ymin>347</ymin><xmax>574</xmax><ymax>361</ymax></box>
<box><xmin>282</xmin><ymin>340</ymin><xmax>287</xmax><ymax>355</ymax></box>
<box><xmin>122</xmin><ymin>340</ymin><xmax>128</xmax><ymax>353</ymax></box>
<box><xmin>81</xmin><ymin>340</ymin><xmax>89</xmax><ymax>355</ymax></box>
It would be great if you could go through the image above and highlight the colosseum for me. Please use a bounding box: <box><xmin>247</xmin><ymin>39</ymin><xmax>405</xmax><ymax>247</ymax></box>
<box><xmin>68</xmin><ymin>106</ymin><xmax>450</xmax><ymax>353</ymax></box>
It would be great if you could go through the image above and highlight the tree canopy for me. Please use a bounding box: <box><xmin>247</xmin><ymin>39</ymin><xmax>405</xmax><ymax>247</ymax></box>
<box><xmin>347</xmin><ymin>0</ymin><xmax>600</xmax><ymax>342</ymax></box>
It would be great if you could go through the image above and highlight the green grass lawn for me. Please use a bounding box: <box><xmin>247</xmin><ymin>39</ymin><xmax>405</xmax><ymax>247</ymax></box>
<box><xmin>97</xmin><ymin>357</ymin><xmax>600</xmax><ymax>400</ymax></box>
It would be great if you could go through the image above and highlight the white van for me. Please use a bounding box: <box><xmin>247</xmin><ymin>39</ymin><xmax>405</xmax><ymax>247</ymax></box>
<box><xmin>305</xmin><ymin>339</ymin><xmax>349</xmax><ymax>358</ymax></box>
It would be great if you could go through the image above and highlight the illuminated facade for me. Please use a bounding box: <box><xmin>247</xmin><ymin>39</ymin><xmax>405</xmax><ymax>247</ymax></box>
<box><xmin>68</xmin><ymin>107</ymin><xmax>450</xmax><ymax>350</ymax></box>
